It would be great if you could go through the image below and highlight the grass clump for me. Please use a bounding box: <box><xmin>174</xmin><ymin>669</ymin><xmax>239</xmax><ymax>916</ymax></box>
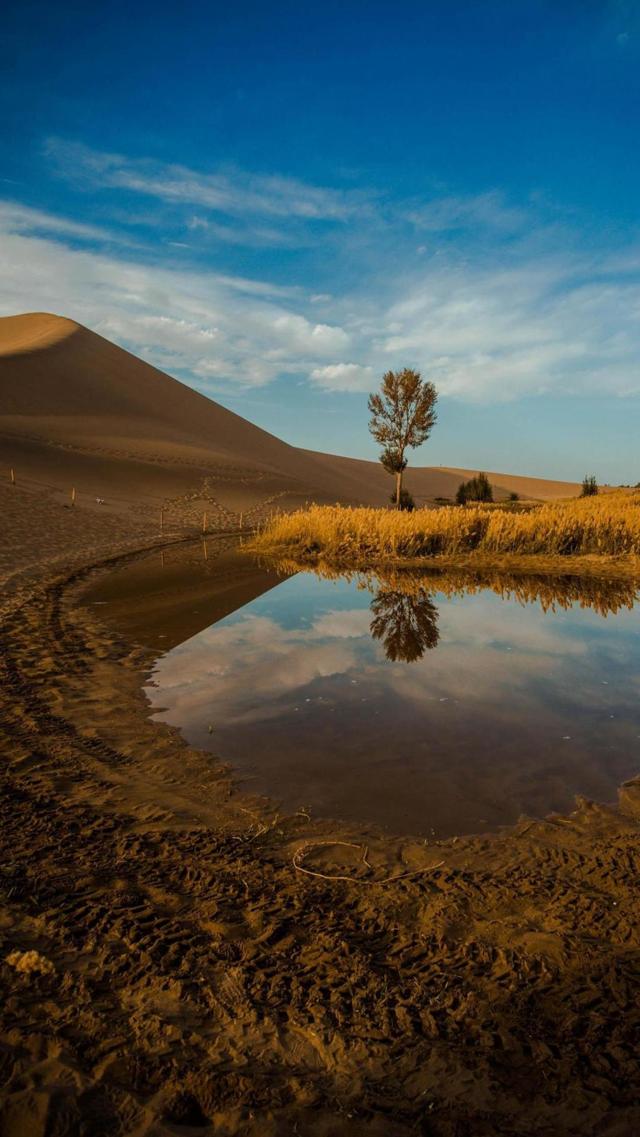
<box><xmin>248</xmin><ymin>491</ymin><xmax>640</xmax><ymax>566</ymax></box>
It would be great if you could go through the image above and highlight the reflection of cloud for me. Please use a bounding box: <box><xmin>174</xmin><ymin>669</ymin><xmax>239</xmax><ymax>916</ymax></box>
<box><xmin>310</xmin><ymin>609</ymin><xmax>371</xmax><ymax>638</ymax></box>
<box><xmin>388</xmin><ymin>641</ymin><xmax>551</xmax><ymax>710</ymax></box>
<box><xmin>150</xmin><ymin>613</ymin><xmax>361</xmax><ymax>727</ymax></box>
<box><xmin>149</xmin><ymin>586</ymin><xmax>612</xmax><ymax>737</ymax></box>
<box><xmin>440</xmin><ymin>595</ymin><xmax>589</xmax><ymax>657</ymax></box>
<box><xmin>144</xmin><ymin>573</ymin><xmax>640</xmax><ymax>835</ymax></box>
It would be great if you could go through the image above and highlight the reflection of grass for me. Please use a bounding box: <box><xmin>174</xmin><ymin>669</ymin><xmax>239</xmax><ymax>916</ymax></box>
<box><xmin>259</xmin><ymin>556</ymin><xmax>639</xmax><ymax>619</ymax></box>
<box><xmin>248</xmin><ymin>493</ymin><xmax>640</xmax><ymax>575</ymax></box>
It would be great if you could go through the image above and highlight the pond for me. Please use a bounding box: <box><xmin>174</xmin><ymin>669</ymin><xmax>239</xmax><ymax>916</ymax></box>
<box><xmin>82</xmin><ymin>543</ymin><xmax>640</xmax><ymax>838</ymax></box>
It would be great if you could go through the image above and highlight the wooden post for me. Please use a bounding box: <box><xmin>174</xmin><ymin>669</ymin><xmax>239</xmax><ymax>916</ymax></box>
<box><xmin>71</xmin><ymin>487</ymin><xmax>76</xmax><ymax>507</ymax></box>
<box><xmin>202</xmin><ymin>538</ymin><xmax>208</xmax><ymax>561</ymax></box>
<box><xmin>239</xmin><ymin>511</ymin><xmax>243</xmax><ymax>531</ymax></box>
<box><xmin>10</xmin><ymin>468</ymin><xmax>15</xmax><ymax>486</ymax></box>
<box><xmin>160</xmin><ymin>508</ymin><xmax>164</xmax><ymax>533</ymax></box>
<box><xmin>202</xmin><ymin>511</ymin><xmax>207</xmax><ymax>534</ymax></box>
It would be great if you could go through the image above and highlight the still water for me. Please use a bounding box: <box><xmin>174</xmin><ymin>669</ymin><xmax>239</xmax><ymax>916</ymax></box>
<box><xmin>84</xmin><ymin>545</ymin><xmax>640</xmax><ymax>837</ymax></box>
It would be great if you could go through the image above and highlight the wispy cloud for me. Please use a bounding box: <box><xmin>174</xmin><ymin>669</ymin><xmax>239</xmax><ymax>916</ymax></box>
<box><xmin>0</xmin><ymin>200</ymin><xmax>118</xmax><ymax>244</ymax></box>
<box><xmin>44</xmin><ymin>138</ymin><xmax>369</xmax><ymax>223</ymax></box>
<box><xmin>404</xmin><ymin>191</ymin><xmax>526</xmax><ymax>234</ymax></box>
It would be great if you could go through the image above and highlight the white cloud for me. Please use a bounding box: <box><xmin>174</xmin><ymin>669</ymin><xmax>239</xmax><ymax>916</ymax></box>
<box><xmin>0</xmin><ymin>222</ymin><xmax>352</xmax><ymax>390</ymax></box>
<box><xmin>102</xmin><ymin>314</ymin><xmax>220</xmax><ymax>355</ymax></box>
<box><xmin>272</xmin><ymin>314</ymin><xmax>349</xmax><ymax>354</ymax></box>
<box><xmin>3</xmin><ymin>150</ymin><xmax>640</xmax><ymax>407</ymax></box>
<box><xmin>373</xmin><ymin>257</ymin><xmax>640</xmax><ymax>401</ymax></box>
<box><xmin>310</xmin><ymin>362</ymin><xmax>374</xmax><ymax>392</ymax></box>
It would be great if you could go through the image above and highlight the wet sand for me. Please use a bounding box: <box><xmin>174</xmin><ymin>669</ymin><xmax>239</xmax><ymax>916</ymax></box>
<box><xmin>1</xmin><ymin>485</ymin><xmax>640</xmax><ymax>1136</ymax></box>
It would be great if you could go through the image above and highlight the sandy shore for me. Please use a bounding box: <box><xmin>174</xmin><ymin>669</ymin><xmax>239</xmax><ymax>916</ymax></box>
<box><xmin>1</xmin><ymin>486</ymin><xmax>640</xmax><ymax>1136</ymax></box>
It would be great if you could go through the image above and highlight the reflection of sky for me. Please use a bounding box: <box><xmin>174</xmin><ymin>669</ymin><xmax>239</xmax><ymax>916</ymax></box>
<box><xmin>147</xmin><ymin>573</ymin><xmax>640</xmax><ymax>837</ymax></box>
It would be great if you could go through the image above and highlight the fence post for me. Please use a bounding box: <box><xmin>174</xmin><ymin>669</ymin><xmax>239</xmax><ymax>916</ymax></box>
<box><xmin>10</xmin><ymin>468</ymin><xmax>15</xmax><ymax>486</ymax></box>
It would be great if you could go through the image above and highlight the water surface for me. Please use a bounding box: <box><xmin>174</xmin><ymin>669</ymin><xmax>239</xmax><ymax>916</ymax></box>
<box><xmin>84</xmin><ymin>545</ymin><xmax>640</xmax><ymax>837</ymax></box>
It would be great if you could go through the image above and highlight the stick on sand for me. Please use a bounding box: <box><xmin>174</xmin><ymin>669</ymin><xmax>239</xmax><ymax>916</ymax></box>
<box><xmin>292</xmin><ymin>841</ymin><xmax>444</xmax><ymax>885</ymax></box>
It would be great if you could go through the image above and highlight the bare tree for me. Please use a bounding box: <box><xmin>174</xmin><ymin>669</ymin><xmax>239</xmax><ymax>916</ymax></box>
<box><xmin>368</xmin><ymin>369</ymin><xmax>438</xmax><ymax>507</ymax></box>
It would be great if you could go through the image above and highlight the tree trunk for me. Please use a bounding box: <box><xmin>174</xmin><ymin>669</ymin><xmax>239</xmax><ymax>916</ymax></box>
<box><xmin>395</xmin><ymin>469</ymin><xmax>403</xmax><ymax>508</ymax></box>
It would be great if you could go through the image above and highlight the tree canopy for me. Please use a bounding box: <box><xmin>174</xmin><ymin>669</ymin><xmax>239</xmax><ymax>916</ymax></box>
<box><xmin>368</xmin><ymin>369</ymin><xmax>438</xmax><ymax>507</ymax></box>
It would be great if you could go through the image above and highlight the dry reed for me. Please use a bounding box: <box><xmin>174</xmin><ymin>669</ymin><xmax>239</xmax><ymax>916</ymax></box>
<box><xmin>248</xmin><ymin>492</ymin><xmax>640</xmax><ymax>566</ymax></box>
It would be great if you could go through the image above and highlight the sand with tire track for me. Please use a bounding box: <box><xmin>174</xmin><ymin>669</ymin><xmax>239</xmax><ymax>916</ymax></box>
<box><xmin>0</xmin><ymin>478</ymin><xmax>639</xmax><ymax>1137</ymax></box>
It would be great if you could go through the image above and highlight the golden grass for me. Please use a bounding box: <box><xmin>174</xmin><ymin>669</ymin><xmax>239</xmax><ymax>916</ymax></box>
<box><xmin>248</xmin><ymin>491</ymin><xmax>640</xmax><ymax>567</ymax></box>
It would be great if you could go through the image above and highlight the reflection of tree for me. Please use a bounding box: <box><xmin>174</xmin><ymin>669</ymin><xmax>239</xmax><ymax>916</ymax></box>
<box><xmin>370</xmin><ymin>588</ymin><xmax>439</xmax><ymax>662</ymax></box>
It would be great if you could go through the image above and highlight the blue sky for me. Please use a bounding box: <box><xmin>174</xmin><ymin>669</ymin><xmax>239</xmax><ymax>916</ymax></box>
<box><xmin>1</xmin><ymin>0</ymin><xmax>639</xmax><ymax>481</ymax></box>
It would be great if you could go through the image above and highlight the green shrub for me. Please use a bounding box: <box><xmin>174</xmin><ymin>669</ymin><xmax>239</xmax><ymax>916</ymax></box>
<box><xmin>456</xmin><ymin>472</ymin><xmax>493</xmax><ymax>504</ymax></box>
<box><xmin>581</xmin><ymin>475</ymin><xmax>598</xmax><ymax>497</ymax></box>
<box><xmin>391</xmin><ymin>487</ymin><xmax>416</xmax><ymax>511</ymax></box>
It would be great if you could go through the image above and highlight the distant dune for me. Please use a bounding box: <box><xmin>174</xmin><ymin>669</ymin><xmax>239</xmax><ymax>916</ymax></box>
<box><xmin>0</xmin><ymin>312</ymin><xmax>581</xmax><ymax>521</ymax></box>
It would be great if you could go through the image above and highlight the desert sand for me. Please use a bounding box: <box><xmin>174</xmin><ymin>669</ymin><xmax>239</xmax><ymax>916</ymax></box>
<box><xmin>1</xmin><ymin>313</ymin><xmax>639</xmax><ymax>1136</ymax></box>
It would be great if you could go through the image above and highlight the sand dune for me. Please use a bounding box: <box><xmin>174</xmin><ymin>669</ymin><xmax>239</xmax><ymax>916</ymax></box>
<box><xmin>0</xmin><ymin>313</ymin><xmax>581</xmax><ymax>521</ymax></box>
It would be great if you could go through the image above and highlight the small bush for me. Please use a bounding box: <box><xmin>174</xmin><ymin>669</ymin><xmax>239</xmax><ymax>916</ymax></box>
<box><xmin>391</xmin><ymin>488</ymin><xmax>416</xmax><ymax>511</ymax></box>
<box><xmin>581</xmin><ymin>475</ymin><xmax>598</xmax><ymax>497</ymax></box>
<box><xmin>456</xmin><ymin>472</ymin><xmax>493</xmax><ymax>504</ymax></box>
<box><xmin>509</xmin><ymin>491</ymin><xmax>519</xmax><ymax>501</ymax></box>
